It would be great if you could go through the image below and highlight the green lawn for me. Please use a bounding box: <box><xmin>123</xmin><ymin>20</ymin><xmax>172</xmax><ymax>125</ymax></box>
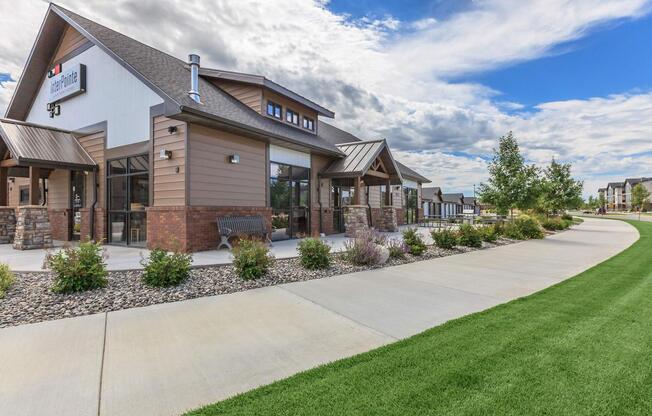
<box><xmin>187</xmin><ymin>220</ymin><xmax>652</xmax><ymax>416</ymax></box>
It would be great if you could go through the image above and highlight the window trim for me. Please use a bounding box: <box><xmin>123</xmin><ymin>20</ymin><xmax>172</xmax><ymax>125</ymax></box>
<box><xmin>286</xmin><ymin>108</ymin><xmax>300</xmax><ymax>126</ymax></box>
<box><xmin>302</xmin><ymin>116</ymin><xmax>315</xmax><ymax>131</ymax></box>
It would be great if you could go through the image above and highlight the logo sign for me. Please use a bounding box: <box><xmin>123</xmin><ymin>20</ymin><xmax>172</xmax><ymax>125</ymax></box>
<box><xmin>48</xmin><ymin>63</ymin><xmax>86</xmax><ymax>104</ymax></box>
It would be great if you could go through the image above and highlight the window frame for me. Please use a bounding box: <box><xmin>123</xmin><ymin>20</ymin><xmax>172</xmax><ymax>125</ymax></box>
<box><xmin>286</xmin><ymin>108</ymin><xmax>300</xmax><ymax>126</ymax></box>
<box><xmin>266</xmin><ymin>100</ymin><xmax>283</xmax><ymax>120</ymax></box>
<box><xmin>302</xmin><ymin>116</ymin><xmax>315</xmax><ymax>131</ymax></box>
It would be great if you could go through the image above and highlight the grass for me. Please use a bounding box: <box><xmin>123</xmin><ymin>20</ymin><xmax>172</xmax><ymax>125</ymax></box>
<box><xmin>187</xmin><ymin>220</ymin><xmax>652</xmax><ymax>416</ymax></box>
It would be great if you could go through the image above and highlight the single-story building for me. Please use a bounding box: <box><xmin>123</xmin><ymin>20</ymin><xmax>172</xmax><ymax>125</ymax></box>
<box><xmin>421</xmin><ymin>187</ymin><xmax>443</xmax><ymax>218</ymax></box>
<box><xmin>0</xmin><ymin>4</ymin><xmax>434</xmax><ymax>251</ymax></box>
<box><xmin>441</xmin><ymin>193</ymin><xmax>464</xmax><ymax>219</ymax></box>
<box><xmin>463</xmin><ymin>196</ymin><xmax>480</xmax><ymax>215</ymax></box>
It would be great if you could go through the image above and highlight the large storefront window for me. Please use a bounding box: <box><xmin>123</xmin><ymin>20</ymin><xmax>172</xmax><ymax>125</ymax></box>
<box><xmin>107</xmin><ymin>154</ymin><xmax>149</xmax><ymax>246</ymax></box>
<box><xmin>270</xmin><ymin>162</ymin><xmax>310</xmax><ymax>241</ymax></box>
<box><xmin>404</xmin><ymin>187</ymin><xmax>418</xmax><ymax>224</ymax></box>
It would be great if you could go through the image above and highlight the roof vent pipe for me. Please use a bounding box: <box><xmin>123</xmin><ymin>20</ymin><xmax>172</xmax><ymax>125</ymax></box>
<box><xmin>188</xmin><ymin>54</ymin><xmax>201</xmax><ymax>103</ymax></box>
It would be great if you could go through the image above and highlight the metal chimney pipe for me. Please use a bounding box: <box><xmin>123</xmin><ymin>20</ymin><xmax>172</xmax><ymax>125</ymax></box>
<box><xmin>188</xmin><ymin>54</ymin><xmax>201</xmax><ymax>103</ymax></box>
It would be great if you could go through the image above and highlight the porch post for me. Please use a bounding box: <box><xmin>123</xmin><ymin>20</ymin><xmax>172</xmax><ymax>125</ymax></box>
<box><xmin>29</xmin><ymin>166</ymin><xmax>40</xmax><ymax>205</ymax></box>
<box><xmin>353</xmin><ymin>176</ymin><xmax>361</xmax><ymax>205</ymax></box>
<box><xmin>0</xmin><ymin>167</ymin><xmax>7</xmax><ymax>206</ymax></box>
<box><xmin>385</xmin><ymin>179</ymin><xmax>391</xmax><ymax>206</ymax></box>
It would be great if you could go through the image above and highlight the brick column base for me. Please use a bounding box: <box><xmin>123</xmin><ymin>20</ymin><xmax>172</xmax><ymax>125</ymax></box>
<box><xmin>48</xmin><ymin>209</ymin><xmax>71</xmax><ymax>241</ymax></box>
<box><xmin>396</xmin><ymin>208</ymin><xmax>405</xmax><ymax>226</ymax></box>
<box><xmin>376</xmin><ymin>206</ymin><xmax>398</xmax><ymax>232</ymax></box>
<box><xmin>344</xmin><ymin>205</ymin><xmax>369</xmax><ymax>237</ymax></box>
<box><xmin>13</xmin><ymin>206</ymin><xmax>52</xmax><ymax>250</ymax></box>
<box><xmin>0</xmin><ymin>207</ymin><xmax>16</xmax><ymax>244</ymax></box>
<box><xmin>147</xmin><ymin>206</ymin><xmax>273</xmax><ymax>252</ymax></box>
<box><xmin>80</xmin><ymin>208</ymin><xmax>107</xmax><ymax>243</ymax></box>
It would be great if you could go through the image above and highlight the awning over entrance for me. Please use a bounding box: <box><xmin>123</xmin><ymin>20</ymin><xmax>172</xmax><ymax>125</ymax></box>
<box><xmin>320</xmin><ymin>139</ymin><xmax>403</xmax><ymax>186</ymax></box>
<box><xmin>0</xmin><ymin>119</ymin><xmax>97</xmax><ymax>171</ymax></box>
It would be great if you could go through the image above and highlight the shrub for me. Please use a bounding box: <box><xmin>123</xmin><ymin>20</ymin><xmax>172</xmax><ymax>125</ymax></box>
<box><xmin>402</xmin><ymin>228</ymin><xmax>427</xmax><ymax>256</ymax></box>
<box><xmin>561</xmin><ymin>213</ymin><xmax>573</xmax><ymax>222</ymax></box>
<box><xmin>0</xmin><ymin>263</ymin><xmax>14</xmax><ymax>299</ymax></box>
<box><xmin>48</xmin><ymin>241</ymin><xmax>108</xmax><ymax>293</ymax></box>
<box><xmin>478</xmin><ymin>225</ymin><xmax>499</xmax><ymax>243</ymax></box>
<box><xmin>386</xmin><ymin>238</ymin><xmax>408</xmax><ymax>259</ymax></box>
<box><xmin>343</xmin><ymin>230</ymin><xmax>382</xmax><ymax>265</ymax></box>
<box><xmin>502</xmin><ymin>222</ymin><xmax>524</xmax><ymax>240</ymax></box>
<box><xmin>514</xmin><ymin>215</ymin><xmax>545</xmax><ymax>239</ymax></box>
<box><xmin>297</xmin><ymin>238</ymin><xmax>331</xmax><ymax>270</ymax></box>
<box><xmin>457</xmin><ymin>224</ymin><xmax>483</xmax><ymax>248</ymax></box>
<box><xmin>141</xmin><ymin>249</ymin><xmax>192</xmax><ymax>287</ymax></box>
<box><xmin>232</xmin><ymin>239</ymin><xmax>274</xmax><ymax>280</ymax></box>
<box><xmin>431</xmin><ymin>228</ymin><xmax>458</xmax><ymax>249</ymax></box>
<box><xmin>540</xmin><ymin>217</ymin><xmax>571</xmax><ymax>231</ymax></box>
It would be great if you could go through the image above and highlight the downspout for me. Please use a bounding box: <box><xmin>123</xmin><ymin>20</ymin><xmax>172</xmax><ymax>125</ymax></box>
<box><xmin>366</xmin><ymin>185</ymin><xmax>372</xmax><ymax>227</ymax></box>
<box><xmin>41</xmin><ymin>177</ymin><xmax>47</xmax><ymax>206</ymax></box>
<box><xmin>317</xmin><ymin>177</ymin><xmax>323</xmax><ymax>235</ymax></box>
<box><xmin>89</xmin><ymin>168</ymin><xmax>98</xmax><ymax>241</ymax></box>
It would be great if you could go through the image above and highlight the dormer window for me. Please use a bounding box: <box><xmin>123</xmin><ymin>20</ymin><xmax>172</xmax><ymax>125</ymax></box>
<box><xmin>302</xmin><ymin>116</ymin><xmax>315</xmax><ymax>131</ymax></box>
<box><xmin>286</xmin><ymin>109</ymin><xmax>300</xmax><ymax>126</ymax></box>
<box><xmin>267</xmin><ymin>101</ymin><xmax>282</xmax><ymax>119</ymax></box>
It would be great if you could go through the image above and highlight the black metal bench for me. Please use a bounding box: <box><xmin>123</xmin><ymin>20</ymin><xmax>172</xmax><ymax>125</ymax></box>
<box><xmin>217</xmin><ymin>215</ymin><xmax>270</xmax><ymax>250</ymax></box>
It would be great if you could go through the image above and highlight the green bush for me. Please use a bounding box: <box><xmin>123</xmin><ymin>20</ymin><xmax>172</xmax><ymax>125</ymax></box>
<box><xmin>386</xmin><ymin>238</ymin><xmax>408</xmax><ymax>259</ymax></box>
<box><xmin>513</xmin><ymin>215</ymin><xmax>545</xmax><ymax>239</ymax></box>
<box><xmin>232</xmin><ymin>239</ymin><xmax>274</xmax><ymax>280</ymax></box>
<box><xmin>540</xmin><ymin>217</ymin><xmax>572</xmax><ymax>231</ymax></box>
<box><xmin>141</xmin><ymin>249</ymin><xmax>192</xmax><ymax>287</ymax></box>
<box><xmin>478</xmin><ymin>224</ymin><xmax>500</xmax><ymax>243</ymax></box>
<box><xmin>561</xmin><ymin>213</ymin><xmax>573</xmax><ymax>222</ymax></box>
<box><xmin>0</xmin><ymin>263</ymin><xmax>14</xmax><ymax>298</ymax></box>
<box><xmin>402</xmin><ymin>228</ymin><xmax>427</xmax><ymax>256</ymax></box>
<box><xmin>431</xmin><ymin>228</ymin><xmax>458</xmax><ymax>249</ymax></box>
<box><xmin>297</xmin><ymin>238</ymin><xmax>331</xmax><ymax>270</ymax></box>
<box><xmin>502</xmin><ymin>222</ymin><xmax>524</xmax><ymax>240</ymax></box>
<box><xmin>343</xmin><ymin>229</ymin><xmax>382</xmax><ymax>265</ymax></box>
<box><xmin>457</xmin><ymin>224</ymin><xmax>483</xmax><ymax>248</ymax></box>
<box><xmin>48</xmin><ymin>241</ymin><xmax>108</xmax><ymax>293</ymax></box>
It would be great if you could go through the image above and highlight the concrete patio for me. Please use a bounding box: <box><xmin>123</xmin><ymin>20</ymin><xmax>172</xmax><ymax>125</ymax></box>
<box><xmin>0</xmin><ymin>225</ymin><xmax>436</xmax><ymax>271</ymax></box>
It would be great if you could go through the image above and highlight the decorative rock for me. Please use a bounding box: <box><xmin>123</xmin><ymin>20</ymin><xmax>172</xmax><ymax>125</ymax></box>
<box><xmin>375</xmin><ymin>244</ymin><xmax>390</xmax><ymax>265</ymax></box>
<box><xmin>343</xmin><ymin>205</ymin><xmax>369</xmax><ymax>237</ymax></box>
<box><xmin>376</xmin><ymin>206</ymin><xmax>398</xmax><ymax>232</ymax></box>
<box><xmin>0</xmin><ymin>207</ymin><xmax>16</xmax><ymax>244</ymax></box>
<box><xmin>13</xmin><ymin>206</ymin><xmax>53</xmax><ymax>250</ymax></box>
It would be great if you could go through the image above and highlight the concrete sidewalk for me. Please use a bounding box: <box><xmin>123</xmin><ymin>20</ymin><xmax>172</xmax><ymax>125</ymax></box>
<box><xmin>0</xmin><ymin>218</ymin><xmax>638</xmax><ymax>416</ymax></box>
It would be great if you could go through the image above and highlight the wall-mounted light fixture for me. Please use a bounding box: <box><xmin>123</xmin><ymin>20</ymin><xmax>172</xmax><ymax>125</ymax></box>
<box><xmin>229</xmin><ymin>154</ymin><xmax>240</xmax><ymax>164</ymax></box>
<box><xmin>159</xmin><ymin>149</ymin><xmax>172</xmax><ymax>160</ymax></box>
<box><xmin>167</xmin><ymin>126</ymin><xmax>178</xmax><ymax>134</ymax></box>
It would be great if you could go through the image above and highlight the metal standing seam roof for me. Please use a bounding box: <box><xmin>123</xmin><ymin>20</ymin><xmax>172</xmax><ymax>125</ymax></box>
<box><xmin>320</xmin><ymin>140</ymin><xmax>402</xmax><ymax>184</ymax></box>
<box><xmin>0</xmin><ymin>119</ymin><xmax>97</xmax><ymax>170</ymax></box>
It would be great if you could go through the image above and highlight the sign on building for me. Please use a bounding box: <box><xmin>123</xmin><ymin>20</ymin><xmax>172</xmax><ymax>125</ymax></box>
<box><xmin>48</xmin><ymin>63</ymin><xmax>86</xmax><ymax>104</ymax></box>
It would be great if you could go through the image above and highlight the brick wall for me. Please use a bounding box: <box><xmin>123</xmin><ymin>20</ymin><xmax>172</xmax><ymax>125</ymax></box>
<box><xmin>79</xmin><ymin>208</ymin><xmax>106</xmax><ymax>243</ymax></box>
<box><xmin>147</xmin><ymin>206</ymin><xmax>273</xmax><ymax>252</ymax></box>
<box><xmin>396</xmin><ymin>208</ymin><xmax>405</xmax><ymax>226</ymax></box>
<box><xmin>48</xmin><ymin>208</ymin><xmax>71</xmax><ymax>241</ymax></box>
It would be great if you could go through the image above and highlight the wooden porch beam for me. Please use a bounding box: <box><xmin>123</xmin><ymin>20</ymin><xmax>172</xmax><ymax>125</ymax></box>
<box><xmin>353</xmin><ymin>177</ymin><xmax>361</xmax><ymax>205</ymax></box>
<box><xmin>0</xmin><ymin>159</ymin><xmax>17</xmax><ymax>168</ymax></box>
<box><xmin>365</xmin><ymin>169</ymin><xmax>390</xmax><ymax>179</ymax></box>
<box><xmin>0</xmin><ymin>167</ymin><xmax>6</xmax><ymax>206</ymax></box>
<box><xmin>29</xmin><ymin>166</ymin><xmax>40</xmax><ymax>205</ymax></box>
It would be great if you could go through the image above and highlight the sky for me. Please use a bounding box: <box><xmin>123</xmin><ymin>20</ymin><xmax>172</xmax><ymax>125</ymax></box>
<box><xmin>1</xmin><ymin>0</ymin><xmax>651</xmax><ymax>197</ymax></box>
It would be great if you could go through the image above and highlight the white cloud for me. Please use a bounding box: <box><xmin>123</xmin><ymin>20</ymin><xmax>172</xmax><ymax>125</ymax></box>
<box><xmin>1</xmin><ymin>0</ymin><xmax>651</xmax><ymax>198</ymax></box>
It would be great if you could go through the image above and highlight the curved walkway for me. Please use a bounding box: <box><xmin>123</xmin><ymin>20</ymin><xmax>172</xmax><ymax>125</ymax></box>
<box><xmin>0</xmin><ymin>218</ymin><xmax>638</xmax><ymax>416</ymax></box>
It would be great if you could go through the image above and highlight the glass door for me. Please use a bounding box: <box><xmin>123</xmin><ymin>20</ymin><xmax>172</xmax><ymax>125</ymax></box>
<box><xmin>107</xmin><ymin>155</ymin><xmax>149</xmax><ymax>246</ymax></box>
<box><xmin>70</xmin><ymin>171</ymin><xmax>85</xmax><ymax>240</ymax></box>
<box><xmin>404</xmin><ymin>187</ymin><xmax>418</xmax><ymax>224</ymax></box>
<box><xmin>332</xmin><ymin>185</ymin><xmax>354</xmax><ymax>233</ymax></box>
<box><xmin>270</xmin><ymin>163</ymin><xmax>310</xmax><ymax>241</ymax></box>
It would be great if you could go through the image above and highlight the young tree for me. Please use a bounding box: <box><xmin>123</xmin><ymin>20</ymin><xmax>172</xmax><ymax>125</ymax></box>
<box><xmin>538</xmin><ymin>158</ymin><xmax>583</xmax><ymax>215</ymax></box>
<box><xmin>598</xmin><ymin>193</ymin><xmax>607</xmax><ymax>210</ymax></box>
<box><xmin>477</xmin><ymin>132</ymin><xmax>540</xmax><ymax>218</ymax></box>
<box><xmin>631</xmin><ymin>183</ymin><xmax>651</xmax><ymax>216</ymax></box>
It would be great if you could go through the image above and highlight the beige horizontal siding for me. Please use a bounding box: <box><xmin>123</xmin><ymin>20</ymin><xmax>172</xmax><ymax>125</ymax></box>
<box><xmin>153</xmin><ymin>116</ymin><xmax>186</xmax><ymax>206</ymax></box>
<box><xmin>8</xmin><ymin>178</ymin><xmax>29</xmax><ymax>207</ymax></box>
<box><xmin>188</xmin><ymin>124</ymin><xmax>266</xmax><ymax>207</ymax></box>
<box><xmin>213</xmin><ymin>81</ymin><xmax>263</xmax><ymax>113</ymax></box>
<box><xmin>367</xmin><ymin>186</ymin><xmax>382</xmax><ymax>208</ymax></box>
<box><xmin>47</xmin><ymin>169</ymin><xmax>70</xmax><ymax>209</ymax></box>
<box><xmin>262</xmin><ymin>88</ymin><xmax>319</xmax><ymax>134</ymax></box>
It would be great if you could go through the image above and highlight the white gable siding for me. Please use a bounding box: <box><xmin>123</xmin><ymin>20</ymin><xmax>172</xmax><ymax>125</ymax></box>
<box><xmin>27</xmin><ymin>45</ymin><xmax>163</xmax><ymax>148</ymax></box>
<box><xmin>269</xmin><ymin>145</ymin><xmax>310</xmax><ymax>168</ymax></box>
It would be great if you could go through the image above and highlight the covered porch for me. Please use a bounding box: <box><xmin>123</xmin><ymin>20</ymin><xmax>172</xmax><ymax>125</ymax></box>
<box><xmin>0</xmin><ymin>119</ymin><xmax>98</xmax><ymax>249</ymax></box>
<box><xmin>321</xmin><ymin>139</ymin><xmax>403</xmax><ymax>236</ymax></box>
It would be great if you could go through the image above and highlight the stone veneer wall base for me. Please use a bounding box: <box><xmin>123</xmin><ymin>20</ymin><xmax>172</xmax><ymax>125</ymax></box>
<box><xmin>0</xmin><ymin>207</ymin><xmax>16</xmax><ymax>244</ymax></box>
<box><xmin>343</xmin><ymin>205</ymin><xmax>369</xmax><ymax>237</ymax></box>
<box><xmin>13</xmin><ymin>206</ymin><xmax>52</xmax><ymax>250</ymax></box>
<box><xmin>375</xmin><ymin>206</ymin><xmax>398</xmax><ymax>232</ymax></box>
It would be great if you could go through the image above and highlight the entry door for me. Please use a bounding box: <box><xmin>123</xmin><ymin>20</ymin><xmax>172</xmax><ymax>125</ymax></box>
<box><xmin>70</xmin><ymin>171</ymin><xmax>85</xmax><ymax>240</ymax></box>
<box><xmin>332</xmin><ymin>186</ymin><xmax>354</xmax><ymax>233</ymax></box>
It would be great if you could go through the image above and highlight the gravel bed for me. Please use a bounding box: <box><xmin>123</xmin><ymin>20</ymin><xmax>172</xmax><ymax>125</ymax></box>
<box><xmin>0</xmin><ymin>237</ymin><xmax>519</xmax><ymax>328</ymax></box>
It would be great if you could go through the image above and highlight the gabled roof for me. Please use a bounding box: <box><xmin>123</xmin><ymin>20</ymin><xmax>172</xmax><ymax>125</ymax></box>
<box><xmin>463</xmin><ymin>196</ymin><xmax>477</xmax><ymax>205</ymax></box>
<box><xmin>598</xmin><ymin>188</ymin><xmax>607</xmax><ymax>192</ymax></box>
<box><xmin>0</xmin><ymin>119</ymin><xmax>96</xmax><ymax>170</ymax></box>
<box><xmin>7</xmin><ymin>4</ymin><xmax>344</xmax><ymax>157</ymax></box>
<box><xmin>321</xmin><ymin>139</ymin><xmax>402</xmax><ymax>185</ymax></box>
<box><xmin>625</xmin><ymin>177</ymin><xmax>652</xmax><ymax>186</ymax></box>
<box><xmin>442</xmin><ymin>193</ymin><xmax>464</xmax><ymax>204</ymax></box>
<box><xmin>422</xmin><ymin>187</ymin><xmax>442</xmax><ymax>202</ymax></box>
<box><xmin>200</xmin><ymin>68</ymin><xmax>334</xmax><ymax>117</ymax></box>
<box><xmin>607</xmin><ymin>182</ymin><xmax>624</xmax><ymax>188</ymax></box>
<box><xmin>395</xmin><ymin>161</ymin><xmax>431</xmax><ymax>183</ymax></box>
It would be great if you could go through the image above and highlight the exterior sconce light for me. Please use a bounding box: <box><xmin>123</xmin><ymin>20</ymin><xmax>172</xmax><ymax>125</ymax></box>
<box><xmin>159</xmin><ymin>149</ymin><xmax>172</xmax><ymax>160</ymax></box>
<box><xmin>167</xmin><ymin>126</ymin><xmax>178</xmax><ymax>134</ymax></box>
<box><xmin>229</xmin><ymin>154</ymin><xmax>240</xmax><ymax>164</ymax></box>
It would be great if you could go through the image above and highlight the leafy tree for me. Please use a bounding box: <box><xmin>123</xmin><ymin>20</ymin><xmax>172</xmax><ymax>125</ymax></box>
<box><xmin>538</xmin><ymin>158</ymin><xmax>583</xmax><ymax>215</ymax></box>
<box><xmin>631</xmin><ymin>183</ymin><xmax>651</xmax><ymax>212</ymax></box>
<box><xmin>598</xmin><ymin>192</ymin><xmax>607</xmax><ymax>210</ymax></box>
<box><xmin>584</xmin><ymin>195</ymin><xmax>598</xmax><ymax>210</ymax></box>
<box><xmin>477</xmin><ymin>132</ymin><xmax>540</xmax><ymax>217</ymax></box>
